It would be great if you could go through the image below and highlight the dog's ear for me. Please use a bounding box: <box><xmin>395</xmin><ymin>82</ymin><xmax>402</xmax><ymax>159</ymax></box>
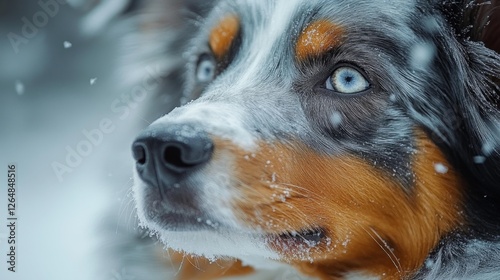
<box><xmin>441</xmin><ymin>0</ymin><xmax>500</xmax><ymax>53</ymax></box>
<box><xmin>476</xmin><ymin>1</ymin><xmax>500</xmax><ymax>53</ymax></box>
<box><xmin>437</xmin><ymin>1</ymin><xmax>500</xmax><ymax>197</ymax></box>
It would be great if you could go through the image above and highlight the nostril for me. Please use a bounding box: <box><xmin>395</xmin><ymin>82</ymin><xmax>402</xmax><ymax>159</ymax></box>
<box><xmin>133</xmin><ymin>144</ymin><xmax>147</xmax><ymax>165</ymax></box>
<box><xmin>164</xmin><ymin>145</ymin><xmax>197</xmax><ymax>170</ymax></box>
<box><xmin>133</xmin><ymin>123</ymin><xmax>214</xmax><ymax>179</ymax></box>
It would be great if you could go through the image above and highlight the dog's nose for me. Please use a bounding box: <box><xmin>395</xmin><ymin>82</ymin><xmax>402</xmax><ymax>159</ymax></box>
<box><xmin>132</xmin><ymin>123</ymin><xmax>213</xmax><ymax>188</ymax></box>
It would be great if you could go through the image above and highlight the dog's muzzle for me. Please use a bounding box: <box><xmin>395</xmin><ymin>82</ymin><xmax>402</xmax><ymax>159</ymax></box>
<box><xmin>132</xmin><ymin>123</ymin><xmax>214</xmax><ymax>196</ymax></box>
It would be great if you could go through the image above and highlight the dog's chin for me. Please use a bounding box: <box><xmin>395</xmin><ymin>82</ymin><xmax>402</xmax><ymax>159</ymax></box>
<box><xmin>134</xmin><ymin>173</ymin><xmax>329</xmax><ymax>262</ymax></box>
<box><xmin>133</xmin><ymin>183</ymin><xmax>222</xmax><ymax>232</ymax></box>
<box><xmin>147</xmin><ymin>212</ymin><xmax>219</xmax><ymax>231</ymax></box>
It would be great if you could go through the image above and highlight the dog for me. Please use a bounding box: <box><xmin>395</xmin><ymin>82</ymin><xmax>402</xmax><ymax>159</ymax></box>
<box><xmin>130</xmin><ymin>0</ymin><xmax>500</xmax><ymax>279</ymax></box>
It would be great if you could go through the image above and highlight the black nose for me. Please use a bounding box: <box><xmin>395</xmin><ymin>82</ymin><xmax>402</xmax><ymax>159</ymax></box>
<box><xmin>132</xmin><ymin>123</ymin><xmax>213</xmax><ymax>189</ymax></box>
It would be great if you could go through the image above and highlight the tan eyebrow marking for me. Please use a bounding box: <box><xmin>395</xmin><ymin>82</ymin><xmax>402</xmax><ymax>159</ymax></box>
<box><xmin>296</xmin><ymin>20</ymin><xmax>344</xmax><ymax>61</ymax></box>
<box><xmin>209</xmin><ymin>15</ymin><xmax>240</xmax><ymax>59</ymax></box>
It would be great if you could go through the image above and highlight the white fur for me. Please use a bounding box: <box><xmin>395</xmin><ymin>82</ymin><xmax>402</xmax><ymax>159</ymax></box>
<box><xmin>235</xmin><ymin>0</ymin><xmax>303</xmax><ymax>84</ymax></box>
<box><xmin>153</xmin><ymin>102</ymin><xmax>257</xmax><ymax>151</ymax></box>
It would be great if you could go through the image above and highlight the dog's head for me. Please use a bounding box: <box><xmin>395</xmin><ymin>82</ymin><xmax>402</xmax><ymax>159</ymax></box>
<box><xmin>132</xmin><ymin>0</ymin><xmax>500</xmax><ymax>278</ymax></box>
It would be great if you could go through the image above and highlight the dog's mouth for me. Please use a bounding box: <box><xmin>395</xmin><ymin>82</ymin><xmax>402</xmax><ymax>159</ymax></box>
<box><xmin>267</xmin><ymin>227</ymin><xmax>328</xmax><ymax>251</ymax></box>
<box><xmin>146</xmin><ymin>198</ymin><xmax>328</xmax><ymax>247</ymax></box>
<box><xmin>153</xmin><ymin>212</ymin><xmax>223</xmax><ymax>230</ymax></box>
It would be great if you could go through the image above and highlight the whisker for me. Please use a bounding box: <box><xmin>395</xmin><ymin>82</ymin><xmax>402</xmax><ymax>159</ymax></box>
<box><xmin>277</xmin><ymin>183</ymin><xmax>324</xmax><ymax>200</ymax></box>
<box><xmin>370</xmin><ymin>227</ymin><xmax>403</xmax><ymax>273</ymax></box>
<box><xmin>163</xmin><ymin>249</ymin><xmax>176</xmax><ymax>274</ymax></box>
<box><xmin>361</xmin><ymin>227</ymin><xmax>402</xmax><ymax>274</ymax></box>
<box><xmin>116</xmin><ymin>180</ymin><xmax>136</xmax><ymax>232</ymax></box>
<box><xmin>276</xmin><ymin>184</ymin><xmax>324</xmax><ymax>208</ymax></box>
<box><xmin>173</xmin><ymin>254</ymin><xmax>186</xmax><ymax>276</ymax></box>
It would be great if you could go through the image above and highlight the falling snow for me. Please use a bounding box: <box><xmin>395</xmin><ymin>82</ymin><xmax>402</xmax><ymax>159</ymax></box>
<box><xmin>389</xmin><ymin>94</ymin><xmax>396</xmax><ymax>102</ymax></box>
<box><xmin>63</xmin><ymin>41</ymin><xmax>73</xmax><ymax>49</ymax></box>
<box><xmin>434</xmin><ymin>163</ymin><xmax>449</xmax><ymax>174</ymax></box>
<box><xmin>410</xmin><ymin>42</ymin><xmax>436</xmax><ymax>69</ymax></box>
<box><xmin>90</xmin><ymin>78</ymin><xmax>97</xmax><ymax>85</ymax></box>
<box><xmin>15</xmin><ymin>80</ymin><xmax>25</xmax><ymax>95</ymax></box>
<box><xmin>473</xmin><ymin>156</ymin><xmax>486</xmax><ymax>164</ymax></box>
<box><xmin>330</xmin><ymin>111</ymin><xmax>343</xmax><ymax>128</ymax></box>
<box><xmin>482</xmin><ymin>142</ymin><xmax>494</xmax><ymax>156</ymax></box>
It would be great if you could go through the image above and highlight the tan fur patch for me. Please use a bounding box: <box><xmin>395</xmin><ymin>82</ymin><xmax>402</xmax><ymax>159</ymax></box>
<box><xmin>209</xmin><ymin>15</ymin><xmax>240</xmax><ymax>59</ymax></box>
<box><xmin>213</xmin><ymin>131</ymin><xmax>464</xmax><ymax>279</ymax></box>
<box><xmin>296</xmin><ymin>20</ymin><xmax>344</xmax><ymax>61</ymax></box>
<box><xmin>167</xmin><ymin>250</ymin><xmax>254</xmax><ymax>280</ymax></box>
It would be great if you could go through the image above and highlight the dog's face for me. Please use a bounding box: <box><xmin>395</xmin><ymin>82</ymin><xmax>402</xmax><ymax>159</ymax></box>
<box><xmin>132</xmin><ymin>0</ymin><xmax>500</xmax><ymax>278</ymax></box>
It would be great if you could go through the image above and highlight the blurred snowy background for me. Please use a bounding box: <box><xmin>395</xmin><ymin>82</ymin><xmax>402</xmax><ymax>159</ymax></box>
<box><xmin>0</xmin><ymin>1</ymin><xmax>183</xmax><ymax>279</ymax></box>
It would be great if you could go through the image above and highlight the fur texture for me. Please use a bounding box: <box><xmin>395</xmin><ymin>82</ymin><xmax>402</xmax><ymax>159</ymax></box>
<box><xmin>126</xmin><ymin>0</ymin><xmax>500</xmax><ymax>279</ymax></box>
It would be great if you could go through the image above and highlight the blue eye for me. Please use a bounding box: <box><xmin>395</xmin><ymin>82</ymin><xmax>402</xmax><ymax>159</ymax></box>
<box><xmin>326</xmin><ymin>66</ymin><xmax>370</xmax><ymax>94</ymax></box>
<box><xmin>196</xmin><ymin>54</ymin><xmax>216</xmax><ymax>83</ymax></box>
